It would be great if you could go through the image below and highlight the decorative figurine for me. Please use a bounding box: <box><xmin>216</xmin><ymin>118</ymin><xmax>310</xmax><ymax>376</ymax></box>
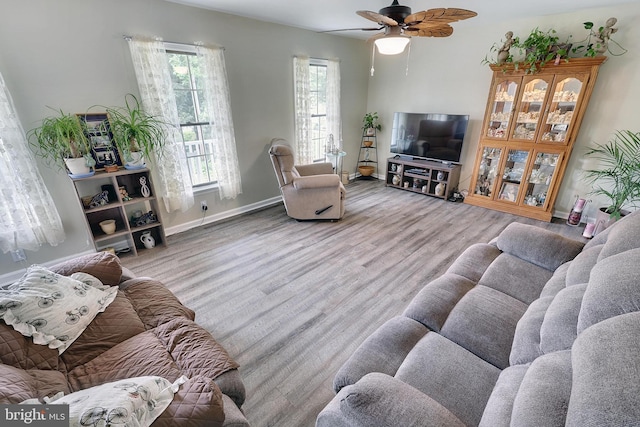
<box><xmin>496</xmin><ymin>31</ymin><xmax>515</xmax><ymax>64</ymax></box>
<box><xmin>89</xmin><ymin>191</ymin><xmax>109</xmax><ymax>208</ymax></box>
<box><xmin>593</xmin><ymin>17</ymin><xmax>618</xmax><ymax>54</ymax></box>
<box><xmin>139</xmin><ymin>176</ymin><xmax>151</xmax><ymax>198</ymax></box>
<box><xmin>119</xmin><ymin>186</ymin><xmax>132</xmax><ymax>201</ymax></box>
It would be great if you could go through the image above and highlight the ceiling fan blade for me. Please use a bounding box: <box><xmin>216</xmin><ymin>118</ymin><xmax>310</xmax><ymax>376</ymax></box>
<box><xmin>405</xmin><ymin>8</ymin><xmax>477</xmax><ymax>26</ymax></box>
<box><xmin>357</xmin><ymin>10</ymin><xmax>398</xmax><ymax>26</ymax></box>
<box><xmin>320</xmin><ymin>27</ymin><xmax>383</xmax><ymax>33</ymax></box>
<box><xmin>405</xmin><ymin>24</ymin><xmax>454</xmax><ymax>37</ymax></box>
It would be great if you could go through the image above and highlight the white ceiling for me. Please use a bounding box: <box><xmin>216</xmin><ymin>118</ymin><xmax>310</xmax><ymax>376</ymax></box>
<box><xmin>166</xmin><ymin>0</ymin><xmax>639</xmax><ymax>39</ymax></box>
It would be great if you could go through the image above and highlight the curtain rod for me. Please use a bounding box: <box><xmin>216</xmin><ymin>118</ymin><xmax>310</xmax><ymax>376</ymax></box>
<box><xmin>122</xmin><ymin>35</ymin><xmax>225</xmax><ymax>50</ymax></box>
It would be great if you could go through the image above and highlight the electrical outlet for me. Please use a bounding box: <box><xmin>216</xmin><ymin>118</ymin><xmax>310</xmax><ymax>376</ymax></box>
<box><xmin>11</xmin><ymin>249</ymin><xmax>26</xmax><ymax>263</ymax></box>
<box><xmin>201</xmin><ymin>201</ymin><xmax>208</xmax><ymax>211</ymax></box>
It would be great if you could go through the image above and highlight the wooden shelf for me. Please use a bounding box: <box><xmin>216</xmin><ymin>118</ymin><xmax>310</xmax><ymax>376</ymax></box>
<box><xmin>70</xmin><ymin>168</ymin><xmax>167</xmax><ymax>256</ymax></box>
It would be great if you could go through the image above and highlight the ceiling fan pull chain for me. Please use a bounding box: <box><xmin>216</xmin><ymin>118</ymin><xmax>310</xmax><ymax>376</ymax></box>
<box><xmin>370</xmin><ymin>43</ymin><xmax>376</xmax><ymax>76</ymax></box>
<box><xmin>405</xmin><ymin>42</ymin><xmax>411</xmax><ymax>76</ymax></box>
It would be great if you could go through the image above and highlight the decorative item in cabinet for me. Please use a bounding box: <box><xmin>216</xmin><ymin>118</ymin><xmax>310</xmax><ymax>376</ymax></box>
<box><xmin>69</xmin><ymin>168</ymin><xmax>167</xmax><ymax>256</ymax></box>
<box><xmin>385</xmin><ymin>157</ymin><xmax>460</xmax><ymax>200</ymax></box>
<box><xmin>466</xmin><ymin>57</ymin><xmax>606</xmax><ymax>222</ymax></box>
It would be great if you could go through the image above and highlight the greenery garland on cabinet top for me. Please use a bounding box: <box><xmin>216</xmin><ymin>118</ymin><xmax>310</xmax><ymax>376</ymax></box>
<box><xmin>483</xmin><ymin>17</ymin><xmax>626</xmax><ymax>74</ymax></box>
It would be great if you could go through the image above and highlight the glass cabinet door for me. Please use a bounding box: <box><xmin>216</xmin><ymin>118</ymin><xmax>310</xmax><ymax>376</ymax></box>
<box><xmin>511</xmin><ymin>76</ymin><xmax>552</xmax><ymax>141</ymax></box>
<box><xmin>473</xmin><ymin>146</ymin><xmax>502</xmax><ymax>197</ymax></box>
<box><xmin>486</xmin><ymin>78</ymin><xmax>520</xmax><ymax>140</ymax></box>
<box><xmin>540</xmin><ymin>75</ymin><xmax>587</xmax><ymax>144</ymax></box>
<box><xmin>523</xmin><ymin>152</ymin><xmax>562</xmax><ymax>208</ymax></box>
<box><xmin>497</xmin><ymin>149</ymin><xmax>529</xmax><ymax>203</ymax></box>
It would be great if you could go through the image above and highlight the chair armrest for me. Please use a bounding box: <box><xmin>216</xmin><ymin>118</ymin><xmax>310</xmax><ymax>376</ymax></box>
<box><xmin>296</xmin><ymin>162</ymin><xmax>334</xmax><ymax>176</ymax></box>
<box><xmin>496</xmin><ymin>223</ymin><xmax>584</xmax><ymax>271</ymax></box>
<box><xmin>293</xmin><ymin>174</ymin><xmax>341</xmax><ymax>190</ymax></box>
<box><xmin>328</xmin><ymin>372</ymin><xmax>466</xmax><ymax>427</ymax></box>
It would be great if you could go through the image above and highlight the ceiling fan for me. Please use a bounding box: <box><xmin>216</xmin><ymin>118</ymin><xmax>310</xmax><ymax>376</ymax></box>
<box><xmin>327</xmin><ymin>1</ymin><xmax>477</xmax><ymax>55</ymax></box>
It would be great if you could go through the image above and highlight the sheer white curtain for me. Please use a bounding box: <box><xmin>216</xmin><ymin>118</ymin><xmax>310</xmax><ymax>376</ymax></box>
<box><xmin>326</xmin><ymin>58</ymin><xmax>341</xmax><ymax>148</ymax></box>
<box><xmin>293</xmin><ymin>56</ymin><xmax>312</xmax><ymax>165</ymax></box>
<box><xmin>195</xmin><ymin>44</ymin><xmax>242</xmax><ymax>199</ymax></box>
<box><xmin>127</xmin><ymin>37</ymin><xmax>194</xmax><ymax>213</ymax></box>
<box><xmin>0</xmin><ymin>72</ymin><xmax>65</xmax><ymax>253</ymax></box>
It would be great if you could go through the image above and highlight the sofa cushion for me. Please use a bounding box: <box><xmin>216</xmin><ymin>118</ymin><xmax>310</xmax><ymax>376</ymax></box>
<box><xmin>154</xmin><ymin>376</ymin><xmax>225</xmax><ymax>427</ymax></box>
<box><xmin>49</xmin><ymin>252</ymin><xmax>123</xmax><ymax>286</ymax></box>
<box><xmin>445</xmin><ymin>243</ymin><xmax>502</xmax><ymax>283</ymax></box>
<box><xmin>478</xmin><ymin>253</ymin><xmax>553</xmax><ymax>304</ymax></box>
<box><xmin>538</xmin><ymin>262</ymin><xmax>569</xmax><ymax>298</ymax></box>
<box><xmin>539</xmin><ymin>284</ymin><xmax>586</xmax><ymax>354</ymax></box>
<box><xmin>577</xmin><ymin>248</ymin><xmax>640</xmax><ymax>333</ymax></box>
<box><xmin>510</xmin><ymin>350</ymin><xmax>572</xmax><ymax>427</ymax></box>
<box><xmin>333</xmin><ymin>316</ymin><xmax>428</xmax><ymax>392</ymax></box>
<box><xmin>0</xmin><ymin>323</ymin><xmax>61</xmax><ymax>371</ymax></box>
<box><xmin>496</xmin><ymin>223</ymin><xmax>584</xmax><ymax>271</ymax></box>
<box><xmin>403</xmin><ymin>274</ymin><xmax>476</xmax><ymax>332</ymax></box>
<box><xmin>509</xmin><ymin>296</ymin><xmax>553</xmax><ymax>365</ymax></box>
<box><xmin>441</xmin><ymin>285</ymin><xmax>528</xmax><ymax>369</ymax></box>
<box><xmin>66</xmin><ymin>330</ymin><xmax>183</xmax><ymax>391</ymax></box>
<box><xmin>567</xmin><ymin>312</ymin><xmax>640</xmax><ymax>426</ymax></box>
<box><xmin>338</xmin><ymin>372</ymin><xmax>466</xmax><ymax>427</ymax></box>
<box><xmin>61</xmin><ymin>290</ymin><xmax>147</xmax><ymax>370</ymax></box>
<box><xmin>0</xmin><ymin>363</ymin><xmax>69</xmax><ymax>403</ymax></box>
<box><xmin>596</xmin><ymin>210</ymin><xmax>640</xmax><ymax>261</ymax></box>
<box><xmin>479</xmin><ymin>364</ymin><xmax>529</xmax><ymax>427</ymax></box>
<box><xmin>121</xmin><ymin>278</ymin><xmax>195</xmax><ymax>329</ymax></box>
<box><xmin>395</xmin><ymin>333</ymin><xmax>501</xmax><ymax>427</ymax></box>
<box><xmin>564</xmin><ymin>245</ymin><xmax>601</xmax><ymax>286</ymax></box>
<box><xmin>0</xmin><ymin>266</ymin><xmax>118</xmax><ymax>354</ymax></box>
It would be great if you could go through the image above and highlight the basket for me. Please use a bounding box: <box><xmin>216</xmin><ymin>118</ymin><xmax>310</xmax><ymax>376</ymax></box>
<box><xmin>358</xmin><ymin>165</ymin><xmax>375</xmax><ymax>177</ymax></box>
<box><xmin>363</xmin><ymin>140</ymin><xmax>373</xmax><ymax>147</ymax></box>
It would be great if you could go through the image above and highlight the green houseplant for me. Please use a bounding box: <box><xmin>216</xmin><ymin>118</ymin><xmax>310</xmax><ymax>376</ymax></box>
<box><xmin>106</xmin><ymin>94</ymin><xmax>167</xmax><ymax>167</ymax></box>
<box><xmin>515</xmin><ymin>28</ymin><xmax>571</xmax><ymax>74</ymax></box>
<box><xmin>28</xmin><ymin>108</ymin><xmax>95</xmax><ymax>175</ymax></box>
<box><xmin>583</xmin><ymin>130</ymin><xmax>640</xmax><ymax>222</ymax></box>
<box><xmin>362</xmin><ymin>112</ymin><xmax>382</xmax><ymax>136</ymax></box>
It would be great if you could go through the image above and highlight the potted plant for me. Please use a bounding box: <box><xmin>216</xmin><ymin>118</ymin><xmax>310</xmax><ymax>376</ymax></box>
<box><xmin>583</xmin><ymin>130</ymin><xmax>640</xmax><ymax>232</ymax></box>
<box><xmin>362</xmin><ymin>112</ymin><xmax>382</xmax><ymax>136</ymax></box>
<box><xmin>106</xmin><ymin>94</ymin><xmax>167</xmax><ymax>168</ymax></box>
<box><xmin>28</xmin><ymin>108</ymin><xmax>95</xmax><ymax>176</ymax></box>
<box><xmin>514</xmin><ymin>28</ymin><xmax>571</xmax><ymax>74</ymax></box>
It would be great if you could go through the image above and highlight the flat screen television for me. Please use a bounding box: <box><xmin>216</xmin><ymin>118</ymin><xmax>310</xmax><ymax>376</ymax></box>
<box><xmin>390</xmin><ymin>112</ymin><xmax>469</xmax><ymax>164</ymax></box>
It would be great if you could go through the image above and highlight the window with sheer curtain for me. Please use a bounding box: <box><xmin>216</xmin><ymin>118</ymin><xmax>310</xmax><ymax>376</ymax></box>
<box><xmin>293</xmin><ymin>56</ymin><xmax>341</xmax><ymax>165</ymax></box>
<box><xmin>127</xmin><ymin>37</ymin><xmax>242</xmax><ymax>205</ymax></box>
<box><xmin>0</xmin><ymin>71</ymin><xmax>65</xmax><ymax>253</ymax></box>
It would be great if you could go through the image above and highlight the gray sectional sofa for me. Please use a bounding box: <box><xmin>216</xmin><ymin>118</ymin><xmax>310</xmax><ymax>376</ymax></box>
<box><xmin>317</xmin><ymin>210</ymin><xmax>640</xmax><ymax>426</ymax></box>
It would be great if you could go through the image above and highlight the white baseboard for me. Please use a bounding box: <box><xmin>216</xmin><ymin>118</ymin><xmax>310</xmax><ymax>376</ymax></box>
<box><xmin>165</xmin><ymin>196</ymin><xmax>283</xmax><ymax>236</ymax></box>
<box><xmin>0</xmin><ymin>249</ymin><xmax>95</xmax><ymax>287</ymax></box>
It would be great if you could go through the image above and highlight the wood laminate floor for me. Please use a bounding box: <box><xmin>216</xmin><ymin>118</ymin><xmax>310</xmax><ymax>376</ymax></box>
<box><xmin>121</xmin><ymin>179</ymin><xmax>586</xmax><ymax>427</ymax></box>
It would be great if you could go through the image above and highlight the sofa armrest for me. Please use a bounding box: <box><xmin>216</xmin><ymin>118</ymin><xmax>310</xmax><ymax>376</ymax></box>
<box><xmin>292</xmin><ymin>174</ymin><xmax>340</xmax><ymax>190</ymax></box>
<box><xmin>295</xmin><ymin>162</ymin><xmax>333</xmax><ymax>176</ymax></box>
<box><xmin>49</xmin><ymin>252</ymin><xmax>122</xmax><ymax>286</ymax></box>
<box><xmin>496</xmin><ymin>223</ymin><xmax>584</xmax><ymax>271</ymax></box>
<box><xmin>319</xmin><ymin>372</ymin><xmax>465</xmax><ymax>427</ymax></box>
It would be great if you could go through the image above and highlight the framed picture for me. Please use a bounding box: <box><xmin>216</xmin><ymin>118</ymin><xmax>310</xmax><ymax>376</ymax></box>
<box><xmin>77</xmin><ymin>113</ymin><xmax>122</xmax><ymax>170</ymax></box>
<box><xmin>498</xmin><ymin>182</ymin><xmax>519</xmax><ymax>202</ymax></box>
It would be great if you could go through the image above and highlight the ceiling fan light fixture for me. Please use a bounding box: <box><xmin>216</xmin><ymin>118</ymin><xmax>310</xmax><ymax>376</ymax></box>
<box><xmin>374</xmin><ymin>35</ymin><xmax>411</xmax><ymax>55</ymax></box>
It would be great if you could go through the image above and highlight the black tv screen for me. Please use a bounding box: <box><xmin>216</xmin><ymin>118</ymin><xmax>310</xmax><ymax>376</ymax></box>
<box><xmin>390</xmin><ymin>112</ymin><xmax>469</xmax><ymax>163</ymax></box>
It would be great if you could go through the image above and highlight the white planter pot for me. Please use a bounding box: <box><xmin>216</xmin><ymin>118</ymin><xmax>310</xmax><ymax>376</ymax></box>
<box><xmin>65</xmin><ymin>157</ymin><xmax>91</xmax><ymax>175</ymax></box>
<box><xmin>126</xmin><ymin>152</ymin><xmax>146</xmax><ymax>168</ymax></box>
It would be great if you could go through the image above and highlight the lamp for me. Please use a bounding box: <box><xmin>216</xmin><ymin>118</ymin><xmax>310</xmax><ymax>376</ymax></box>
<box><xmin>374</xmin><ymin>35</ymin><xmax>411</xmax><ymax>55</ymax></box>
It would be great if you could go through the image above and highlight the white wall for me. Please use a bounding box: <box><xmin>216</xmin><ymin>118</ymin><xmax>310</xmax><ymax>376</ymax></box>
<box><xmin>367</xmin><ymin>3</ymin><xmax>640</xmax><ymax>220</ymax></box>
<box><xmin>0</xmin><ymin>0</ymin><xmax>369</xmax><ymax>279</ymax></box>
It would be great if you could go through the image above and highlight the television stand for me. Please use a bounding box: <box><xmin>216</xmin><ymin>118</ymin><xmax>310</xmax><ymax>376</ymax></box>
<box><xmin>386</xmin><ymin>157</ymin><xmax>461</xmax><ymax>200</ymax></box>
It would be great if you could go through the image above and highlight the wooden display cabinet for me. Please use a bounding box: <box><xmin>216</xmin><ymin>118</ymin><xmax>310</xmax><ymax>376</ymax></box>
<box><xmin>386</xmin><ymin>157</ymin><xmax>461</xmax><ymax>200</ymax></box>
<box><xmin>465</xmin><ymin>57</ymin><xmax>606</xmax><ymax>221</ymax></box>
<box><xmin>70</xmin><ymin>168</ymin><xmax>167</xmax><ymax>256</ymax></box>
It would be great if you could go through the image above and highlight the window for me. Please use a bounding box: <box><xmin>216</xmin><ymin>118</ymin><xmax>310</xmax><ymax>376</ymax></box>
<box><xmin>309</xmin><ymin>59</ymin><xmax>328</xmax><ymax>162</ymax></box>
<box><xmin>167</xmin><ymin>50</ymin><xmax>217</xmax><ymax>187</ymax></box>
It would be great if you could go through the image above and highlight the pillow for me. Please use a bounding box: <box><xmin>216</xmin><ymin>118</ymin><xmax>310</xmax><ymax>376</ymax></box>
<box><xmin>22</xmin><ymin>376</ymin><xmax>186</xmax><ymax>427</ymax></box>
<box><xmin>0</xmin><ymin>265</ymin><xmax>118</xmax><ymax>354</ymax></box>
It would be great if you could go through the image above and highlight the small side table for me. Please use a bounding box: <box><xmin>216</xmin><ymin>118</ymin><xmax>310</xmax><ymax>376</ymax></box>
<box><xmin>326</xmin><ymin>150</ymin><xmax>346</xmax><ymax>177</ymax></box>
